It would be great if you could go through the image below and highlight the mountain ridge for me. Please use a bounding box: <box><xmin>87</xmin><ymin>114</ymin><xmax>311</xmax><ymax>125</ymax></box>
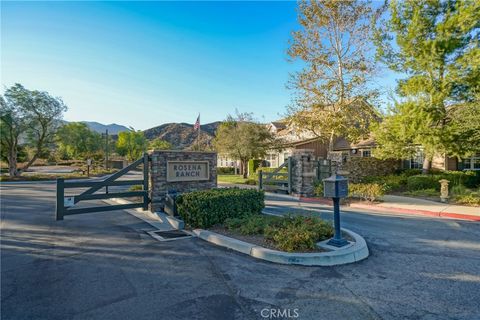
<box><xmin>143</xmin><ymin>121</ymin><xmax>221</xmax><ymax>150</ymax></box>
<box><xmin>81</xmin><ymin>121</ymin><xmax>130</xmax><ymax>135</ymax></box>
<box><xmin>75</xmin><ymin>120</ymin><xmax>223</xmax><ymax>149</ymax></box>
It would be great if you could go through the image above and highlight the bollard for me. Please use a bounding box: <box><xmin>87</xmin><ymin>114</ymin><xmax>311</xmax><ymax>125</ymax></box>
<box><xmin>439</xmin><ymin>179</ymin><xmax>450</xmax><ymax>203</ymax></box>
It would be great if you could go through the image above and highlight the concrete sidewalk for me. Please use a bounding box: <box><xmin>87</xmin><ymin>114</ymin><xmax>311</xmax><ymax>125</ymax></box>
<box><xmin>303</xmin><ymin>194</ymin><xmax>480</xmax><ymax>221</ymax></box>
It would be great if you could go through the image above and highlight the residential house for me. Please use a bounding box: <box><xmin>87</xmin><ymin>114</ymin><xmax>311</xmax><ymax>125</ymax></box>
<box><xmin>263</xmin><ymin>121</ymin><xmax>479</xmax><ymax>172</ymax></box>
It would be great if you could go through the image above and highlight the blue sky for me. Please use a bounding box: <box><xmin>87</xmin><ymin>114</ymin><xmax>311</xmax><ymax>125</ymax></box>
<box><xmin>1</xmin><ymin>1</ymin><xmax>398</xmax><ymax>130</ymax></box>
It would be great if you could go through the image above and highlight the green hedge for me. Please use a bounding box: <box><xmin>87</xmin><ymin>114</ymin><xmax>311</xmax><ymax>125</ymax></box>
<box><xmin>394</xmin><ymin>168</ymin><xmax>422</xmax><ymax>176</ymax></box>
<box><xmin>176</xmin><ymin>188</ymin><xmax>265</xmax><ymax>228</ymax></box>
<box><xmin>407</xmin><ymin>175</ymin><xmax>441</xmax><ymax>190</ymax></box>
<box><xmin>217</xmin><ymin>167</ymin><xmax>235</xmax><ymax>175</ymax></box>
<box><xmin>248</xmin><ymin>159</ymin><xmax>264</xmax><ymax>176</ymax></box>
<box><xmin>362</xmin><ymin>174</ymin><xmax>408</xmax><ymax>192</ymax></box>
<box><xmin>407</xmin><ymin>171</ymin><xmax>479</xmax><ymax>191</ymax></box>
<box><xmin>441</xmin><ymin>170</ymin><xmax>479</xmax><ymax>188</ymax></box>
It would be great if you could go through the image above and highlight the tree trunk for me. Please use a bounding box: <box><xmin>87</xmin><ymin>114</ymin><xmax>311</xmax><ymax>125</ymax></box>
<box><xmin>8</xmin><ymin>155</ymin><xmax>19</xmax><ymax>177</ymax></box>
<box><xmin>21</xmin><ymin>152</ymin><xmax>39</xmax><ymax>174</ymax></box>
<box><xmin>242</xmin><ymin>159</ymin><xmax>248</xmax><ymax>179</ymax></box>
<box><xmin>327</xmin><ymin>131</ymin><xmax>335</xmax><ymax>159</ymax></box>
<box><xmin>422</xmin><ymin>157</ymin><xmax>432</xmax><ymax>174</ymax></box>
<box><xmin>328</xmin><ymin>131</ymin><xmax>335</xmax><ymax>152</ymax></box>
<box><xmin>8</xmin><ymin>143</ymin><xmax>20</xmax><ymax>177</ymax></box>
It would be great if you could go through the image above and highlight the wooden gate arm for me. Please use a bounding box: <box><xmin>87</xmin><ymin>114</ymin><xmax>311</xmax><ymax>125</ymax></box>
<box><xmin>73</xmin><ymin>156</ymin><xmax>146</xmax><ymax>203</ymax></box>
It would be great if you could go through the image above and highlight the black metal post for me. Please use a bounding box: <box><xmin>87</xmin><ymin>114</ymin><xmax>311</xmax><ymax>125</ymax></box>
<box><xmin>105</xmin><ymin>129</ymin><xmax>109</xmax><ymax>170</ymax></box>
<box><xmin>287</xmin><ymin>157</ymin><xmax>292</xmax><ymax>194</ymax></box>
<box><xmin>56</xmin><ymin>178</ymin><xmax>64</xmax><ymax>221</ymax></box>
<box><xmin>327</xmin><ymin>197</ymin><xmax>348</xmax><ymax>247</ymax></box>
<box><xmin>143</xmin><ymin>153</ymin><xmax>149</xmax><ymax>211</ymax></box>
<box><xmin>258</xmin><ymin>170</ymin><xmax>263</xmax><ymax>191</ymax></box>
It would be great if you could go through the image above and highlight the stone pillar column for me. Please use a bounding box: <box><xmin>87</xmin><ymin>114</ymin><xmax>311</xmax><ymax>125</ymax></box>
<box><xmin>291</xmin><ymin>149</ymin><xmax>315</xmax><ymax>197</ymax></box>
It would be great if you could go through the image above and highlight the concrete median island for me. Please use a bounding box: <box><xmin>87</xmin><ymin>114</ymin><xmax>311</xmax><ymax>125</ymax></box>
<box><xmin>192</xmin><ymin>227</ymin><xmax>369</xmax><ymax>266</ymax></box>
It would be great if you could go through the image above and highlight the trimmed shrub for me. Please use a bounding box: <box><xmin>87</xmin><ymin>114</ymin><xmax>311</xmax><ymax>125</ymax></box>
<box><xmin>248</xmin><ymin>159</ymin><xmax>264</xmax><ymax>176</ymax></box>
<box><xmin>264</xmin><ymin>216</ymin><xmax>333</xmax><ymax>252</ymax></box>
<box><xmin>440</xmin><ymin>170</ymin><xmax>479</xmax><ymax>188</ymax></box>
<box><xmin>348</xmin><ymin>183</ymin><xmax>386</xmax><ymax>202</ymax></box>
<box><xmin>451</xmin><ymin>186</ymin><xmax>480</xmax><ymax>206</ymax></box>
<box><xmin>217</xmin><ymin>167</ymin><xmax>235</xmax><ymax>175</ymax></box>
<box><xmin>225</xmin><ymin>215</ymin><xmax>281</xmax><ymax>235</ymax></box>
<box><xmin>314</xmin><ymin>181</ymin><xmax>324</xmax><ymax>197</ymax></box>
<box><xmin>454</xmin><ymin>194</ymin><xmax>480</xmax><ymax>206</ymax></box>
<box><xmin>362</xmin><ymin>174</ymin><xmax>408</xmax><ymax>192</ymax></box>
<box><xmin>394</xmin><ymin>168</ymin><xmax>422</xmax><ymax>176</ymax></box>
<box><xmin>245</xmin><ymin>179</ymin><xmax>257</xmax><ymax>185</ymax></box>
<box><xmin>176</xmin><ymin>188</ymin><xmax>264</xmax><ymax>228</ymax></box>
<box><xmin>407</xmin><ymin>175</ymin><xmax>441</xmax><ymax>191</ymax></box>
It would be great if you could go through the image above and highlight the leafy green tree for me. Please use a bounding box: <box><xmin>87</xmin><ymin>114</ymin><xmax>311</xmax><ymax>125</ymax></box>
<box><xmin>116</xmin><ymin>129</ymin><xmax>147</xmax><ymax>161</ymax></box>
<box><xmin>373</xmin><ymin>0</ymin><xmax>480</xmax><ymax>172</ymax></box>
<box><xmin>56</xmin><ymin>122</ymin><xmax>103</xmax><ymax>159</ymax></box>
<box><xmin>148</xmin><ymin>138</ymin><xmax>172</xmax><ymax>150</ymax></box>
<box><xmin>287</xmin><ymin>0</ymin><xmax>382</xmax><ymax>151</ymax></box>
<box><xmin>214</xmin><ymin>113</ymin><xmax>276</xmax><ymax>178</ymax></box>
<box><xmin>0</xmin><ymin>84</ymin><xmax>67</xmax><ymax>176</ymax></box>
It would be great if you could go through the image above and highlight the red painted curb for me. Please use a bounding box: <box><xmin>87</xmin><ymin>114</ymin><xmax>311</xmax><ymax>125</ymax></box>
<box><xmin>299</xmin><ymin>197</ymin><xmax>480</xmax><ymax>222</ymax></box>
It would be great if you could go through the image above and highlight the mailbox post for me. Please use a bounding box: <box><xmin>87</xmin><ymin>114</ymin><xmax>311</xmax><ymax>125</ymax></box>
<box><xmin>323</xmin><ymin>174</ymin><xmax>349</xmax><ymax>247</ymax></box>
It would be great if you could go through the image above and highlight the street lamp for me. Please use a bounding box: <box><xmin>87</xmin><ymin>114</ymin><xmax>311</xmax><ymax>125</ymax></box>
<box><xmin>323</xmin><ymin>174</ymin><xmax>349</xmax><ymax>247</ymax></box>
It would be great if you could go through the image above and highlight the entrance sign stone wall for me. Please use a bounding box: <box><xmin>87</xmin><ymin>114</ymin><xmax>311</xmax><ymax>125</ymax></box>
<box><xmin>150</xmin><ymin>150</ymin><xmax>217</xmax><ymax>212</ymax></box>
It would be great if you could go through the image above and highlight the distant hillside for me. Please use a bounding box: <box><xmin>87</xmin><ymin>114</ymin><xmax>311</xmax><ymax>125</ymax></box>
<box><xmin>81</xmin><ymin>121</ymin><xmax>130</xmax><ymax>135</ymax></box>
<box><xmin>143</xmin><ymin>122</ymin><xmax>221</xmax><ymax>150</ymax></box>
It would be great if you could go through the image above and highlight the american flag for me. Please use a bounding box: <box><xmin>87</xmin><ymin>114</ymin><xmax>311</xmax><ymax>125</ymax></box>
<box><xmin>193</xmin><ymin>114</ymin><xmax>200</xmax><ymax>130</ymax></box>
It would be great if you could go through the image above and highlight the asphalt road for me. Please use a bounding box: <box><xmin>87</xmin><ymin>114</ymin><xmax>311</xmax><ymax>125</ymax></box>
<box><xmin>1</xmin><ymin>182</ymin><xmax>480</xmax><ymax>320</ymax></box>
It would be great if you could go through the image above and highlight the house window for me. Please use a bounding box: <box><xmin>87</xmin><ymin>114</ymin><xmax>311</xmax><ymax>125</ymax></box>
<box><xmin>462</xmin><ymin>153</ymin><xmax>480</xmax><ymax>170</ymax></box>
<box><xmin>361</xmin><ymin>150</ymin><xmax>371</xmax><ymax>158</ymax></box>
<box><xmin>410</xmin><ymin>149</ymin><xmax>424</xmax><ymax>169</ymax></box>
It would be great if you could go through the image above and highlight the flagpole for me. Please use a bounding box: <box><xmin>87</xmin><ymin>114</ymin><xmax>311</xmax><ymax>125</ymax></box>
<box><xmin>197</xmin><ymin>114</ymin><xmax>200</xmax><ymax>150</ymax></box>
<box><xmin>194</xmin><ymin>113</ymin><xmax>200</xmax><ymax>151</ymax></box>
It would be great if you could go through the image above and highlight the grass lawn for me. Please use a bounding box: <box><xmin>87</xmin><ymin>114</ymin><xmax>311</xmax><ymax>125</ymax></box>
<box><xmin>217</xmin><ymin>174</ymin><xmax>251</xmax><ymax>184</ymax></box>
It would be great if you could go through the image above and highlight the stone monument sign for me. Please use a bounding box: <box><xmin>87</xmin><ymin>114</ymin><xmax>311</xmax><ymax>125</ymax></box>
<box><xmin>150</xmin><ymin>151</ymin><xmax>217</xmax><ymax>211</ymax></box>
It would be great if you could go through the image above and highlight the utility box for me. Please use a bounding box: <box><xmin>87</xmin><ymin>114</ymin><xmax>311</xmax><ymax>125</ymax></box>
<box><xmin>323</xmin><ymin>174</ymin><xmax>348</xmax><ymax>198</ymax></box>
<box><xmin>164</xmin><ymin>191</ymin><xmax>180</xmax><ymax>217</ymax></box>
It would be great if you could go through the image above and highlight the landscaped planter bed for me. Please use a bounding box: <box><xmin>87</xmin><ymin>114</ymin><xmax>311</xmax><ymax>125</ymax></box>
<box><xmin>204</xmin><ymin>214</ymin><xmax>335</xmax><ymax>253</ymax></box>
<box><xmin>174</xmin><ymin>187</ymin><xmax>369</xmax><ymax>265</ymax></box>
<box><xmin>209</xmin><ymin>224</ymin><xmax>326</xmax><ymax>253</ymax></box>
<box><xmin>192</xmin><ymin>227</ymin><xmax>369</xmax><ymax>266</ymax></box>
<box><xmin>208</xmin><ymin>224</ymin><xmax>355</xmax><ymax>253</ymax></box>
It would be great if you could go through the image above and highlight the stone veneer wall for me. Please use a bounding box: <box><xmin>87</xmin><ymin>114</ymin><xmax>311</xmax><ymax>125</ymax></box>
<box><xmin>342</xmin><ymin>157</ymin><xmax>400</xmax><ymax>182</ymax></box>
<box><xmin>149</xmin><ymin>150</ymin><xmax>217</xmax><ymax>212</ymax></box>
<box><xmin>290</xmin><ymin>149</ymin><xmax>316</xmax><ymax>197</ymax></box>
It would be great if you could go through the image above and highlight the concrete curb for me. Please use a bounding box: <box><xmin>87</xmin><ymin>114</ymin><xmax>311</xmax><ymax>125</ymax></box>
<box><xmin>299</xmin><ymin>197</ymin><xmax>480</xmax><ymax>222</ymax></box>
<box><xmin>192</xmin><ymin>228</ymin><xmax>369</xmax><ymax>266</ymax></box>
<box><xmin>155</xmin><ymin>211</ymin><xmax>185</xmax><ymax>230</ymax></box>
<box><xmin>106</xmin><ymin>198</ymin><xmax>181</xmax><ymax>231</ymax></box>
